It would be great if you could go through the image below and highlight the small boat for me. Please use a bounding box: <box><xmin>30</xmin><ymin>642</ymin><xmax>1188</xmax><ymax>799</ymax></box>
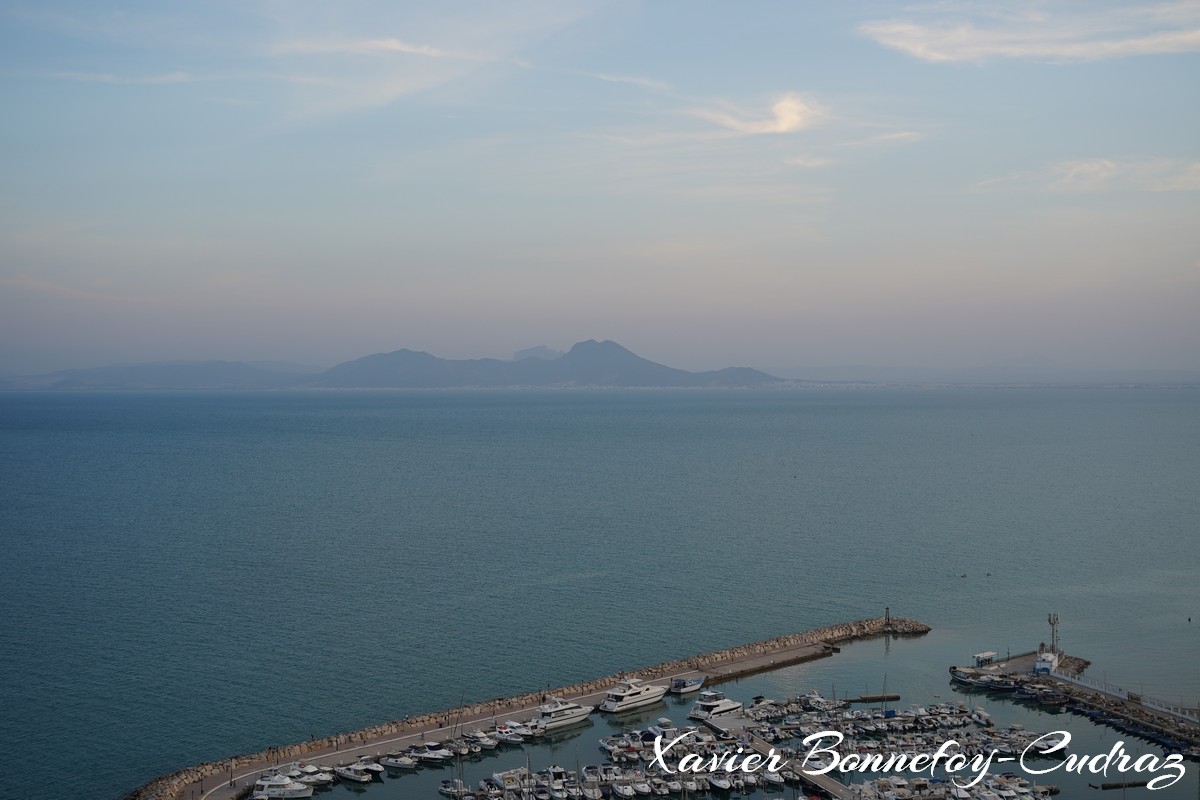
<box><xmin>468</xmin><ymin>730</ymin><xmax>500</xmax><ymax>749</ymax></box>
<box><xmin>493</xmin><ymin>725</ymin><xmax>526</xmax><ymax>744</ymax></box>
<box><xmin>670</xmin><ymin>678</ymin><xmax>705</xmax><ymax>695</ymax></box>
<box><xmin>424</xmin><ymin>741</ymin><xmax>458</xmax><ymax>760</ymax></box>
<box><xmin>760</xmin><ymin>771</ymin><xmax>784</xmax><ymax>787</ymax></box>
<box><xmin>381</xmin><ymin>751</ymin><xmax>420</xmax><ymax>770</ymax></box>
<box><xmin>707</xmin><ymin>775</ymin><xmax>732</xmax><ymax>792</ymax></box>
<box><xmin>333</xmin><ymin>764</ymin><xmax>375</xmax><ymax>783</ymax></box>
<box><xmin>504</xmin><ymin>720</ymin><xmax>536</xmax><ymax>737</ymax></box>
<box><xmin>253</xmin><ymin>773</ymin><xmax>314</xmax><ymax>798</ymax></box>
<box><xmin>354</xmin><ymin>755</ymin><xmax>385</xmax><ymax>773</ymax></box>
<box><xmin>412</xmin><ymin>742</ymin><xmax>452</xmax><ymax>762</ymax></box>
<box><xmin>441</xmin><ymin>779</ymin><xmax>471</xmax><ymax>797</ymax></box>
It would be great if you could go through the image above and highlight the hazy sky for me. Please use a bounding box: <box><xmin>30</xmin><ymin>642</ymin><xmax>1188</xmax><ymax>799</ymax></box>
<box><xmin>1</xmin><ymin>1</ymin><xmax>1198</xmax><ymax>374</ymax></box>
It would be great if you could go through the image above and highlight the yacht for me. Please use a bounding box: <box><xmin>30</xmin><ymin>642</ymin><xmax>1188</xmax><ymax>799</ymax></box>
<box><xmin>687</xmin><ymin>691</ymin><xmax>743</xmax><ymax>720</ymax></box>
<box><xmin>598</xmin><ymin>678</ymin><xmax>668</xmax><ymax>713</ymax></box>
<box><xmin>529</xmin><ymin>697</ymin><xmax>594</xmax><ymax>731</ymax></box>
<box><xmin>253</xmin><ymin>773</ymin><xmax>314</xmax><ymax>798</ymax></box>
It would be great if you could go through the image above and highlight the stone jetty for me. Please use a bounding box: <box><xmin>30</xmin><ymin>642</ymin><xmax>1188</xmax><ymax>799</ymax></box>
<box><xmin>124</xmin><ymin>615</ymin><xmax>930</xmax><ymax>800</ymax></box>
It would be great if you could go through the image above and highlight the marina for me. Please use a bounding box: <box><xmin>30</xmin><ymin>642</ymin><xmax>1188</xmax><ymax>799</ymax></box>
<box><xmin>130</xmin><ymin>616</ymin><xmax>1199</xmax><ymax>800</ymax></box>
<box><xmin>135</xmin><ymin>616</ymin><xmax>929</xmax><ymax>800</ymax></box>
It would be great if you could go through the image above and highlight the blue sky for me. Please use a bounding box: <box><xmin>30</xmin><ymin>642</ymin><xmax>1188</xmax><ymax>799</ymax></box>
<box><xmin>1</xmin><ymin>1</ymin><xmax>1198</xmax><ymax>375</ymax></box>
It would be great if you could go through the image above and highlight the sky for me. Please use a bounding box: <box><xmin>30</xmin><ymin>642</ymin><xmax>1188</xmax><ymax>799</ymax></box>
<box><xmin>1</xmin><ymin>0</ymin><xmax>1198</xmax><ymax>376</ymax></box>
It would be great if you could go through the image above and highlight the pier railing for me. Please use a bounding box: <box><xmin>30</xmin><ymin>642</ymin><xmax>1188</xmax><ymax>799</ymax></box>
<box><xmin>1051</xmin><ymin>670</ymin><xmax>1199</xmax><ymax>722</ymax></box>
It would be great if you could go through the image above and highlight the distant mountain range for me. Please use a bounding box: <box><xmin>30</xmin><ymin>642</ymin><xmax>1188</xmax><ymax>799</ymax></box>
<box><xmin>1</xmin><ymin>340</ymin><xmax>784</xmax><ymax>390</ymax></box>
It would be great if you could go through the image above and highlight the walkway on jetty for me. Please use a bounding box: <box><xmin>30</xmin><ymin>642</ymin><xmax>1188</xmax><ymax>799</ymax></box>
<box><xmin>745</xmin><ymin>730</ymin><xmax>856</xmax><ymax>800</ymax></box>
<box><xmin>135</xmin><ymin>616</ymin><xmax>930</xmax><ymax>800</ymax></box>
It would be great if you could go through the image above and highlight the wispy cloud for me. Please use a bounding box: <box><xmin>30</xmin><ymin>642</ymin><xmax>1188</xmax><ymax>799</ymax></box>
<box><xmin>835</xmin><ymin>130</ymin><xmax>924</xmax><ymax>148</ymax></box>
<box><xmin>253</xmin><ymin>3</ymin><xmax>593</xmax><ymax>114</ymax></box>
<box><xmin>587</xmin><ymin>72</ymin><xmax>671</xmax><ymax>91</ymax></box>
<box><xmin>693</xmin><ymin>93</ymin><xmax>825</xmax><ymax>134</ymax></box>
<box><xmin>1048</xmin><ymin>159</ymin><xmax>1124</xmax><ymax>191</ymax></box>
<box><xmin>860</xmin><ymin>1</ymin><xmax>1200</xmax><ymax>63</ymax></box>
<box><xmin>45</xmin><ymin>70</ymin><xmax>198</xmax><ymax>85</ymax></box>
<box><xmin>269</xmin><ymin>38</ymin><xmax>508</xmax><ymax>64</ymax></box>
<box><xmin>975</xmin><ymin>157</ymin><xmax>1200</xmax><ymax>192</ymax></box>
<box><xmin>785</xmin><ymin>155</ymin><xmax>835</xmax><ymax>168</ymax></box>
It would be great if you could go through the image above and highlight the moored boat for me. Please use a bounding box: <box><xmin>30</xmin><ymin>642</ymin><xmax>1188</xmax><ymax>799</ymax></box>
<box><xmin>253</xmin><ymin>773</ymin><xmax>314</xmax><ymax>798</ymax></box>
<box><xmin>333</xmin><ymin>764</ymin><xmax>375</xmax><ymax>783</ymax></box>
<box><xmin>599</xmin><ymin>678</ymin><xmax>668</xmax><ymax>713</ymax></box>
<box><xmin>687</xmin><ymin>691</ymin><xmax>743</xmax><ymax>721</ymax></box>
<box><xmin>670</xmin><ymin>678</ymin><xmax>704</xmax><ymax>695</ymax></box>
<box><xmin>529</xmin><ymin>697</ymin><xmax>594</xmax><ymax>731</ymax></box>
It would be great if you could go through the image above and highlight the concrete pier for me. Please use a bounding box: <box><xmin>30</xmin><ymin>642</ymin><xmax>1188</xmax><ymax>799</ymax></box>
<box><xmin>128</xmin><ymin>616</ymin><xmax>930</xmax><ymax>800</ymax></box>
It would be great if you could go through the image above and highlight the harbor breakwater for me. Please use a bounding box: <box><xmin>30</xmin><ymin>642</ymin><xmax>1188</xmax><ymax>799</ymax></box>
<box><xmin>124</xmin><ymin>616</ymin><xmax>930</xmax><ymax>800</ymax></box>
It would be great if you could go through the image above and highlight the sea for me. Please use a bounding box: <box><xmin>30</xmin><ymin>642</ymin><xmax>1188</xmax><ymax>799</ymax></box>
<box><xmin>0</xmin><ymin>387</ymin><xmax>1197</xmax><ymax>800</ymax></box>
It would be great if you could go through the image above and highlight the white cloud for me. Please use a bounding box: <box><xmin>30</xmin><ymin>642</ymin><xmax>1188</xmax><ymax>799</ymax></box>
<box><xmin>975</xmin><ymin>158</ymin><xmax>1200</xmax><ymax>192</ymax></box>
<box><xmin>861</xmin><ymin>2</ymin><xmax>1200</xmax><ymax>62</ymax></box>
<box><xmin>693</xmin><ymin>93</ymin><xmax>824</xmax><ymax>135</ymax></box>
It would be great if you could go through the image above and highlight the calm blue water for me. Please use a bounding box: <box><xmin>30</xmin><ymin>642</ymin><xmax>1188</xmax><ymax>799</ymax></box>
<box><xmin>1</xmin><ymin>388</ymin><xmax>1197</xmax><ymax>799</ymax></box>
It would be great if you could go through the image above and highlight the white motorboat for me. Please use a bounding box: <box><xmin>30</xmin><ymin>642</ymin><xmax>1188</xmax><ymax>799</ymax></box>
<box><xmin>598</xmin><ymin>678</ymin><xmax>668</xmax><ymax>713</ymax></box>
<box><xmin>669</xmin><ymin>678</ymin><xmax>705</xmax><ymax>694</ymax></box>
<box><xmin>707</xmin><ymin>774</ymin><xmax>732</xmax><ymax>792</ymax></box>
<box><xmin>612</xmin><ymin>782</ymin><xmax>636</xmax><ymax>799</ymax></box>
<box><xmin>467</xmin><ymin>729</ymin><xmax>500</xmax><ymax>749</ymax></box>
<box><xmin>253</xmin><ymin>773</ymin><xmax>314</xmax><ymax>798</ymax></box>
<box><xmin>421</xmin><ymin>741</ymin><xmax>458</xmax><ymax>760</ymax></box>
<box><xmin>410</xmin><ymin>742</ymin><xmax>450</xmax><ymax>763</ymax></box>
<box><xmin>295</xmin><ymin>770</ymin><xmax>334</xmax><ymax>786</ymax></box>
<box><xmin>504</xmin><ymin>720</ymin><xmax>536</xmax><ymax>737</ymax></box>
<box><xmin>687</xmin><ymin>691</ymin><xmax>743</xmax><ymax>720</ymax></box>
<box><xmin>529</xmin><ymin>697</ymin><xmax>594</xmax><ymax>731</ymax></box>
<box><xmin>354</xmin><ymin>755</ymin><xmax>385</xmax><ymax>774</ymax></box>
<box><xmin>381</xmin><ymin>751</ymin><xmax>420</xmax><ymax>769</ymax></box>
<box><xmin>628</xmin><ymin>771</ymin><xmax>652</xmax><ymax>796</ymax></box>
<box><xmin>333</xmin><ymin>764</ymin><xmax>374</xmax><ymax>783</ymax></box>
